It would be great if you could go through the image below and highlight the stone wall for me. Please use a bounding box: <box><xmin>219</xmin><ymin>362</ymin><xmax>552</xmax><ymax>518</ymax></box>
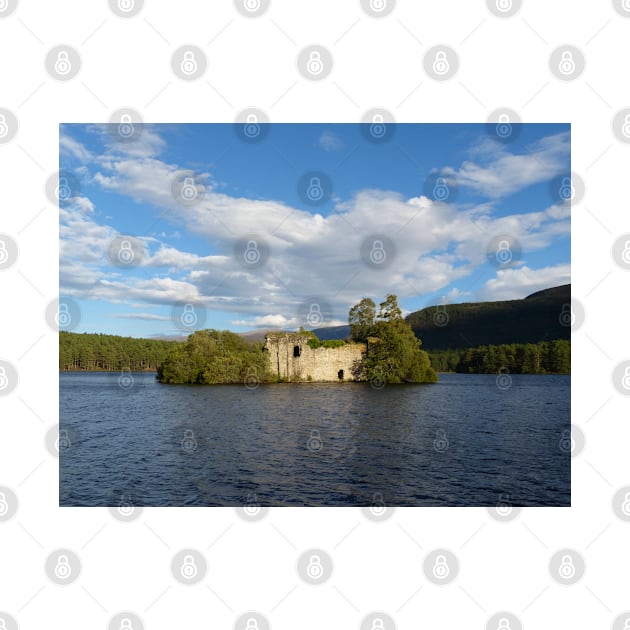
<box><xmin>263</xmin><ymin>333</ymin><xmax>365</xmax><ymax>382</ymax></box>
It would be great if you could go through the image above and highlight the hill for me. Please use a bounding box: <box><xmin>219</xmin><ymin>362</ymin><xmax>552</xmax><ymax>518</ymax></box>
<box><xmin>312</xmin><ymin>285</ymin><xmax>571</xmax><ymax>350</ymax></box>
<box><xmin>406</xmin><ymin>285</ymin><xmax>571</xmax><ymax>350</ymax></box>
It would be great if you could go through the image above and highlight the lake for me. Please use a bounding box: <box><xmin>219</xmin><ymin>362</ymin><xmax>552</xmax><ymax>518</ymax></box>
<box><xmin>59</xmin><ymin>372</ymin><xmax>570</xmax><ymax>507</ymax></box>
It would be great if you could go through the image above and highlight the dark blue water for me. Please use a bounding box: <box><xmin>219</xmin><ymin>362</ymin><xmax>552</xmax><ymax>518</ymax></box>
<box><xmin>59</xmin><ymin>372</ymin><xmax>570</xmax><ymax>507</ymax></box>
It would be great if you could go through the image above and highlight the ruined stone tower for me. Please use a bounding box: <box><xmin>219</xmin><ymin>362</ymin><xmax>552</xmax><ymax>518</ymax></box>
<box><xmin>263</xmin><ymin>333</ymin><xmax>366</xmax><ymax>382</ymax></box>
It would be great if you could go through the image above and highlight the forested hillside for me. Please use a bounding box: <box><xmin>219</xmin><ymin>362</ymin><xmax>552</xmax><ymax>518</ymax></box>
<box><xmin>406</xmin><ymin>285</ymin><xmax>570</xmax><ymax>350</ymax></box>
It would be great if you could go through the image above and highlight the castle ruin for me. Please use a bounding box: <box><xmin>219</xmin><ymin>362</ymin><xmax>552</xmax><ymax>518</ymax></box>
<box><xmin>263</xmin><ymin>333</ymin><xmax>366</xmax><ymax>382</ymax></box>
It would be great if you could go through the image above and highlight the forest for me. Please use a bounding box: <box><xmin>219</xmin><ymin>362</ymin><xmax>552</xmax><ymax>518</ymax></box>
<box><xmin>427</xmin><ymin>339</ymin><xmax>570</xmax><ymax>374</ymax></box>
<box><xmin>59</xmin><ymin>332</ymin><xmax>178</xmax><ymax>371</ymax></box>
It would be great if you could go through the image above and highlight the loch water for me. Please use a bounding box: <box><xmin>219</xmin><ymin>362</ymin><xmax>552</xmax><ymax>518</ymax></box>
<box><xmin>59</xmin><ymin>371</ymin><xmax>570</xmax><ymax>507</ymax></box>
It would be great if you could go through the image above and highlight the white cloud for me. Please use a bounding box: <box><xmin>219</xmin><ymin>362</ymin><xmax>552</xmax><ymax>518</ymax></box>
<box><xmin>60</xmin><ymin>131</ymin><xmax>93</xmax><ymax>162</ymax></box>
<box><xmin>318</xmin><ymin>130</ymin><xmax>344</xmax><ymax>151</ymax></box>
<box><xmin>59</xmin><ymin>127</ymin><xmax>571</xmax><ymax>326</ymax></box>
<box><xmin>456</xmin><ymin>132</ymin><xmax>570</xmax><ymax>198</ymax></box>
<box><xmin>479</xmin><ymin>263</ymin><xmax>571</xmax><ymax>301</ymax></box>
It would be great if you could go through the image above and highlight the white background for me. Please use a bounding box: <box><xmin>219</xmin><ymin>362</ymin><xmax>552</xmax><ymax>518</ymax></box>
<box><xmin>1</xmin><ymin>0</ymin><xmax>629</xmax><ymax>628</ymax></box>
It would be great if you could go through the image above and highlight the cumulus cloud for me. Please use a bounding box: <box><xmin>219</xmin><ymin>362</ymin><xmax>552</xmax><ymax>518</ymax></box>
<box><xmin>479</xmin><ymin>263</ymin><xmax>571</xmax><ymax>301</ymax></box>
<box><xmin>59</xmin><ymin>127</ymin><xmax>571</xmax><ymax>328</ymax></box>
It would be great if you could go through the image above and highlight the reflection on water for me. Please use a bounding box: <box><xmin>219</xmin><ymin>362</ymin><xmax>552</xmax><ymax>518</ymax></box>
<box><xmin>60</xmin><ymin>372</ymin><xmax>570</xmax><ymax>507</ymax></box>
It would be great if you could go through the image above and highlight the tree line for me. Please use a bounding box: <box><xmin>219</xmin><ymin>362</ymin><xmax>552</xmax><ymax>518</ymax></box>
<box><xmin>427</xmin><ymin>340</ymin><xmax>570</xmax><ymax>374</ymax></box>
<box><xmin>60</xmin><ymin>332</ymin><xmax>178</xmax><ymax>371</ymax></box>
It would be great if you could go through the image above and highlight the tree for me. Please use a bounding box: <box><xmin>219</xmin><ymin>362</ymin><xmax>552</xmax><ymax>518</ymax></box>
<box><xmin>378</xmin><ymin>294</ymin><xmax>403</xmax><ymax>322</ymax></box>
<box><xmin>349</xmin><ymin>294</ymin><xmax>438</xmax><ymax>384</ymax></box>
<box><xmin>348</xmin><ymin>297</ymin><xmax>376</xmax><ymax>342</ymax></box>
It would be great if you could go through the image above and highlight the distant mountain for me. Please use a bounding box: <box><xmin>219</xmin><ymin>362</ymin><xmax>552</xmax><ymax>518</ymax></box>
<box><xmin>312</xmin><ymin>285</ymin><xmax>571</xmax><ymax>350</ymax></box>
<box><xmin>406</xmin><ymin>284</ymin><xmax>571</xmax><ymax>350</ymax></box>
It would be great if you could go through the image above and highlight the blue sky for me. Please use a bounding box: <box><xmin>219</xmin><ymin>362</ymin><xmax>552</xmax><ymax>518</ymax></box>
<box><xmin>60</xmin><ymin>122</ymin><xmax>570</xmax><ymax>338</ymax></box>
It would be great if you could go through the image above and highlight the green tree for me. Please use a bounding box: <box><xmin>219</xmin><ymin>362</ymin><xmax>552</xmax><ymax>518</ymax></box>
<box><xmin>351</xmin><ymin>294</ymin><xmax>438</xmax><ymax>384</ymax></box>
<box><xmin>348</xmin><ymin>297</ymin><xmax>376</xmax><ymax>342</ymax></box>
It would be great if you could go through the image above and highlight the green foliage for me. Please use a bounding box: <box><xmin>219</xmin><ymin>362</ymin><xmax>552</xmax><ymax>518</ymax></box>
<box><xmin>350</xmin><ymin>295</ymin><xmax>438</xmax><ymax>384</ymax></box>
<box><xmin>307</xmin><ymin>334</ymin><xmax>347</xmax><ymax>349</ymax></box>
<box><xmin>406</xmin><ymin>284</ymin><xmax>571</xmax><ymax>349</ymax></box>
<box><xmin>348</xmin><ymin>297</ymin><xmax>376</xmax><ymax>342</ymax></box>
<box><xmin>59</xmin><ymin>331</ymin><xmax>178</xmax><ymax>371</ymax></box>
<box><xmin>156</xmin><ymin>329</ymin><xmax>272</xmax><ymax>384</ymax></box>
<box><xmin>428</xmin><ymin>340</ymin><xmax>570</xmax><ymax>374</ymax></box>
